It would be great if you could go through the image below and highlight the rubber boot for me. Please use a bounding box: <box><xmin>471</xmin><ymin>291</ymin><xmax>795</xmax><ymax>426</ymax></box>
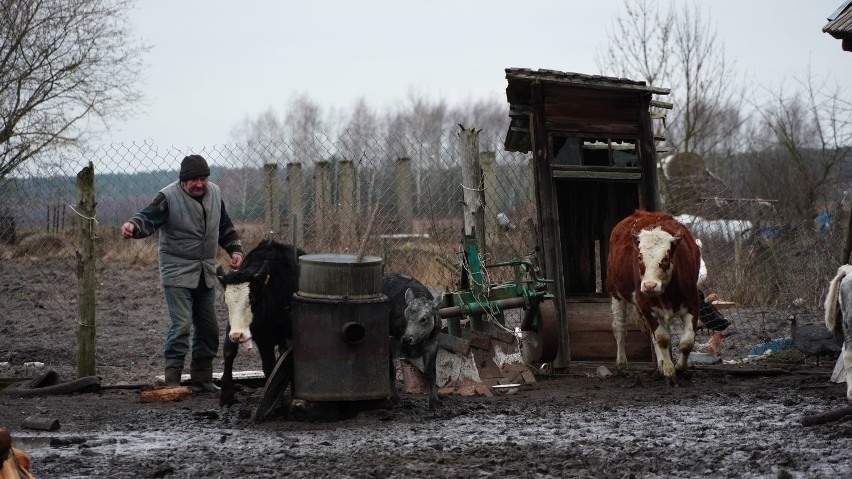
<box><xmin>164</xmin><ymin>358</ymin><xmax>184</xmax><ymax>387</ymax></box>
<box><xmin>190</xmin><ymin>358</ymin><xmax>219</xmax><ymax>393</ymax></box>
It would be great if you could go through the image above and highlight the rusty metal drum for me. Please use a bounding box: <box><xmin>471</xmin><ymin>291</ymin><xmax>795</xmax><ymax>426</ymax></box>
<box><xmin>291</xmin><ymin>295</ymin><xmax>389</xmax><ymax>401</ymax></box>
<box><xmin>291</xmin><ymin>253</ymin><xmax>390</xmax><ymax>401</ymax></box>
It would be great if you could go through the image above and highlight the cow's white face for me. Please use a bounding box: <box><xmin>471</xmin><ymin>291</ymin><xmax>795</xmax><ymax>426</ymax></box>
<box><xmin>223</xmin><ymin>282</ymin><xmax>253</xmax><ymax>347</ymax></box>
<box><xmin>635</xmin><ymin>227</ymin><xmax>681</xmax><ymax>294</ymax></box>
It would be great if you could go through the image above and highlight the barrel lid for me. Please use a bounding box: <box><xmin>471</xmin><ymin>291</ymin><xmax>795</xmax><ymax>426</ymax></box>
<box><xmin>298</xmin><ymin>253</ymin><xmax>384</xmax><ymax>298</ymax></box>
<box><xmin>300</xmin><ymin>253</ymin><xmax>383</xmax><ymax>264</ymax></box>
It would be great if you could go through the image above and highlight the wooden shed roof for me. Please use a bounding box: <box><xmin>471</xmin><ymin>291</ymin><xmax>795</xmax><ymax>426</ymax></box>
<box><xmin>824</xmin><ymin>1</ymin><xmax>852</xmax><ymax>51</ymax></box>
<box><xmin>504</xmin><ymin>68</ymin><xmax>669</xmax><ymax>153</ymax></box>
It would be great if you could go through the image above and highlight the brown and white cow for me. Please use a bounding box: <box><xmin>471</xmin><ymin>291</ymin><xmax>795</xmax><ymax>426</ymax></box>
<box><xmin>606</xmin><ymin>209</ymin><xmax>701</xmax><ymax>383</ymax></box>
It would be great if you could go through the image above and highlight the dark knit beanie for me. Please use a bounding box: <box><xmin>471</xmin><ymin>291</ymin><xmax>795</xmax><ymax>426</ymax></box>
<box><xmin>179</xmin><ymin>155</ymin><xmax>210</xmax><ymax>181</ymax></box>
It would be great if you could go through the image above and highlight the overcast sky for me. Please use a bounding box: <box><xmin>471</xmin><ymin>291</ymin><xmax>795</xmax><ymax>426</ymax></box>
<box><xmin>104</xmin><ymin>0</ymin><xmax>852</xmax><ymax>147</ymax></box>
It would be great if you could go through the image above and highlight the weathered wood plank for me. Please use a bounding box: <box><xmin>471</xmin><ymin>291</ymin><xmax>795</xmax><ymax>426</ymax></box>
<box><xmin>552</xmin><ymin>170</ymin><xmax>642</xmax><ymax>181</ymax></box>
<box><xmin>140</xmin><ymin>386</ymin><xmax>192</xmax><ymax>403</ymax></box>
<box><xmin>566</xmin><ymin>301</ymin><xmax>652</xmax><ymax>361</ymax></box>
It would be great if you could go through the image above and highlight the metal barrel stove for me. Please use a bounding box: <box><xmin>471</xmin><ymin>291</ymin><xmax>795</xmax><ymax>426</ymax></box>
<box><xmin>291</xmin><ymin>253</ymin><xmax>390</xmax><ymax>401</ymax></box>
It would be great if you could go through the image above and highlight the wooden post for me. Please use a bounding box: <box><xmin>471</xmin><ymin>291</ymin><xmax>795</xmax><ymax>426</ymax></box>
<box><xmin>637</xmin><ymin>94</ymin><xmax>659</xmax><ymax>211</ymax></box>
<box><xmin>529</xmin><ymin>82</ymin><xmax>569</xmax><ymax>368</ymax></box>
<box><xmin>459</xmin><ymin>126</ymin><xmax>485</xmax><ymax>252</ymax></box>
<box><xmin>395</xmin><ymin>157</ymin><xmax>414</xmax><ymax>232</ymax></box>
<box><xmin>75</xmin><ymin>162</ymin><xmax>96</xmax><ymax>378</ymax></box>
<box><xmin>287</xmin><ymin>162</ymin><xmax>304</xmax><ymax>247</ymax></box>
<box><xmin>459</xmin><ymin>125</ymin><xmax>485</xmax><ymax>331</ymax></box>
<box><xmin>339</xmin><ymin>160</ymin><xmax>357</xmax><ymax>250</ymax></box>
<box><xmin>480</xmin><ymin>151</ymin><xmax>498</xmax><ymax>251</ymax></box>
<box><xmin>314</xmin><ymin>160</ymin><xmax>332</xmax><ymax>247</ymax></box>
<box><xmin>263</xmin><ymin>162</ymin><xmax>280</xmax><ymax>235</ymax></box>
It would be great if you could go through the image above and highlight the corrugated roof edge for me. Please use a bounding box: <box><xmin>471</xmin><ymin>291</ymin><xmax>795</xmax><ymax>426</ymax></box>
<box><xmin>828</xmin><ymin>0</ymin><xmax>852</xmax><ymax>21</ymax></box>
<box><xmin>505</xmin><ymin>67</ymin><xmax>670</xmax><ymax>96</ymax></box>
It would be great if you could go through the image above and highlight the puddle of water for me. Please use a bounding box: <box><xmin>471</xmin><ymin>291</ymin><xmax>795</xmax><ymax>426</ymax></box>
<box><xmin>13</xmin><ymin>431</ymin><xmax>183</xmax><ymax>455</ymax></box>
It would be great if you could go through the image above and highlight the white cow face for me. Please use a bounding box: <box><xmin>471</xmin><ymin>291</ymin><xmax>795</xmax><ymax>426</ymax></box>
<box><xmin>635</xmin><ymin>227</ymin><xmax>681</xmax><ymax>294</ymax></box>
<box><xmin>223</xmin><ymin>282</ymin><xmax>253</xmax><ymax>347</ymax></box>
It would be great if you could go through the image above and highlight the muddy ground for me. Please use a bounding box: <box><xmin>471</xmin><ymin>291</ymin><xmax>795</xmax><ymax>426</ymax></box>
<box><xmin>1</xmin><ymin>257</ymin><xmax>852</xmax><ymax>478</ymax></box>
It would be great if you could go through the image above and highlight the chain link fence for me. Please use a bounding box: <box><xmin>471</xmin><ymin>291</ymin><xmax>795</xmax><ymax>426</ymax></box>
<box><xmin>0</xmin><ymin>129</ymin><xmax>849</xmax><ymax>380</ymax></box>
<box><xmin>659</xmin><ymin>172</ymin><xmax>848</xmax><ymax>361</ymax></box>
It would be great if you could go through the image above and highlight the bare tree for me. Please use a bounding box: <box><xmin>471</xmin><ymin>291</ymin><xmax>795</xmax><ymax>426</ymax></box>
<box><xmin>597</xmin><ymin>1</ymin><xmax>746</xmax><ymax>160</ymax></box>
<box><xmin>229</xmin><ymin>108</ymin><xmax>286</xmax><ymax>163</ymax></box>
<box><xmin>742</xmin><ymin>71</ymin><xmax>852</xmax><ymax>224</ymax></box>
<box><xmin>448</xmin><ymin>95</ymin><xmax>508</xmax><ymax>151</ymax></box>
<box><xmin>284</xmin><ymin>92</ymin><xmax>325</xmax><ymax>164</ymax></box>
<box><xmin>387</xmin><ymin>89</ymin><xmax>450</xmax><ymax>216</ymax></box>
<box><xmin>0</xmin><ymin>0</ymin><xmax>146</xmax><ymax>178</ymax></box>
<box><xmin>337</xmin><ymin>97</ymin><xmax>383</xmax><ymax>212</ymax></box>
<box><xmin>666</xmin><ymin>3</ymin><xmax>746</xmax><ymax>158</ymax></box>
<box><xmin>227</xmin><ymin>108</ymin><xmax>286</xmax><ymax>215</ymax></box>
<box><xmin>595</xmin><ymin>0</ymin><xmax>674</xmax><ymax>87</ymax></box>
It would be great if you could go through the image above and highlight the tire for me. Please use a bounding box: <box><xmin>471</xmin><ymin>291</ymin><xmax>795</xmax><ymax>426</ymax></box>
<box><xmin>0</xmin><ymin>374</ymin><xmax>101</xmax><ymax>397</ymax></box>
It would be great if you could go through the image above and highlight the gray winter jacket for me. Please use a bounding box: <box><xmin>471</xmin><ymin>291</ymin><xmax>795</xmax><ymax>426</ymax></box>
<box><xmin>158</xmin><ymin>180</ymin><xmax>223</xmax><ymax>288</ymax></box>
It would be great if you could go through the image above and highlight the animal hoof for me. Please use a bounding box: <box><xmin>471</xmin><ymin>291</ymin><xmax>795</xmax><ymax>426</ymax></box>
<box><xmin>219</xmin><ymin>392</ymin><xmax>237</xmax><ymax>407</ymax></box>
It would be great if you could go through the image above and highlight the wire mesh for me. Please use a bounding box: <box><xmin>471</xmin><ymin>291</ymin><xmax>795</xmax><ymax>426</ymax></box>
<box><xmin>0</xmin><ymin>129</ymin><xmax>847</xmax><ymax>380</ymax></box>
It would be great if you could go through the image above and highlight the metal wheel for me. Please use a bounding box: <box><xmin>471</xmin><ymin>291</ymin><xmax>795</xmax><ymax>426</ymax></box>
<box><xmin>536</xmin><ymin>299</ymin><xmax>559</xmax><ymax>363</ymax></box>
<box><xmin>519</xmin><ymin>298</ymin><xmax>559</xmax><ymax>364</ymax></box>
<box><xmin>251</xmin><ymin>345</ymin><xmax>294</xmax><ymax>422</ymax></box>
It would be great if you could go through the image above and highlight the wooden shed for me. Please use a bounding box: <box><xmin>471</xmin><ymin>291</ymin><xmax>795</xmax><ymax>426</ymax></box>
<box><xmin>824</xmin><ymin>1</ymin><xmax>852</xmax><ymax>52</ymax></box>
<box><xmin>503</xmin><ymin>68</ymin><xmax>671</xmax><ymax>368</ymax></box>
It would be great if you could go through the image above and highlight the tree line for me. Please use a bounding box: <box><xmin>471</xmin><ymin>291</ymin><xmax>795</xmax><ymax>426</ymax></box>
<box><xmin>1</xmin><ymin>0</ymin><xmax>850</xmax><ymax>227</ymax></box>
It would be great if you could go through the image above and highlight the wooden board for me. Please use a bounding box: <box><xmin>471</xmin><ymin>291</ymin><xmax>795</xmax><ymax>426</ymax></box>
<box><xmin>566</xmin><ymin>301</ymin><xmax>652</xmax><ymax>361</ymax></box>
<box><xmin>139</xmin><ymin>386</ymin><xmax>192</xmax><ymax>403</ymax></box>
<box><xmin>155</xmin><ymin>370</ymin><xmax>266</xmax><ymax>386</ymax></box>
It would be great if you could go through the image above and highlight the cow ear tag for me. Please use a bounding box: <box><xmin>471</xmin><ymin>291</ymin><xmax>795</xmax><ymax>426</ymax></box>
<box><xmin>264</xmin><ymin>274</ymin><xmax>270</xmax><ymax>286</ymax></box>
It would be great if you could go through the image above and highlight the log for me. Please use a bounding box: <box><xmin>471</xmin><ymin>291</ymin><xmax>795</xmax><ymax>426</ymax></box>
<box><xmin>22</xmin><ymin>417</ymin><xmax>60</xmax><ymax>431</ymax></box>
<box><xmin>801</xmin><ymin>405</ymin><xmax>852</xmax><ymax>426</ymax></box>
<box><xmin>139</xmin><ymin>386</ymin><xmax>192</xmax><ymax>403</ymax></box>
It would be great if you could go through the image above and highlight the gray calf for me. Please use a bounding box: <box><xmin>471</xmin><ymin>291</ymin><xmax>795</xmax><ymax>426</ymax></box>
<box><xmin>382</xmin><ymin>272</ymin><xmax>443</xmax><ymax>410</ymax></box>
<box><xmin>824</xmin><ymin>264</ymin><xmax>852</xmax><ymax>402</ymax></box>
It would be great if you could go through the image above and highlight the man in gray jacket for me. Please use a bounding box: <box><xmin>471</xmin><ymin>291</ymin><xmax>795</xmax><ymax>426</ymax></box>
<box><xmin>121</xmin><ymin>154</ymin><xmax>244</xmax><ymax>392</ymax></box>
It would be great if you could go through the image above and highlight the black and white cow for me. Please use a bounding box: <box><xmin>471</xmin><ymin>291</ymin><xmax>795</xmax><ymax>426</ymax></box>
<box><xmin>382</xmin><ymin>272</ymin><xmax>443</xmax><ymax>410</ymax></box>
<box><xmin>216</xmin><ymin>240</ymin><xmax>303</xmax><ymax>407</ymax></box>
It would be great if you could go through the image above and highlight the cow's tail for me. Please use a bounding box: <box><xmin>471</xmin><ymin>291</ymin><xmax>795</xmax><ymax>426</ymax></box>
<box><xmin>825</xmin><ymin>265</ymin><xmax>852</xmax><ymax>332</ymax></box>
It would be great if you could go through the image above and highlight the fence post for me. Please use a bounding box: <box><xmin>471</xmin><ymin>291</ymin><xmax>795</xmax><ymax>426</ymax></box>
<box><xmin>314</xmin><ymin>160</ymin><xmax>332</xmax><ymax>247</ymax></box>
<box><xmin>287</xmin><ymin>162</ymin><xmax>304</xmax><ymax>248</ymax></box>
<box><xmin>339</xmin><ymin>159</ymin><xmax>357</xmax><ymax>251</ymax></box>
<box><xmin>480</xmin><ymin>151</ymin><xmax>498</xmax><ymax>251</ymax></box>
<box><xmin>459</xmin><ymin>125</ymin><xmax>485</xmax><ymax>332</ymax></box>
<box><xmin>395</xmin><ymin>157</ymin><xmax>413</xmax><ymax>232</ymax></box>
<box><xmin>75</xmin><ymin>161</ymin><xmax>96</xmax><ymax>378</ymax></box>
<box><xmin>263</xmin><ymin>162</ymin><xmax>280</xmax><ymax>235</ymax></box>
<box><xmin>459</xmin><ymin>126</ymin><xmax>485</xmax><ymax>253</ymax></box>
